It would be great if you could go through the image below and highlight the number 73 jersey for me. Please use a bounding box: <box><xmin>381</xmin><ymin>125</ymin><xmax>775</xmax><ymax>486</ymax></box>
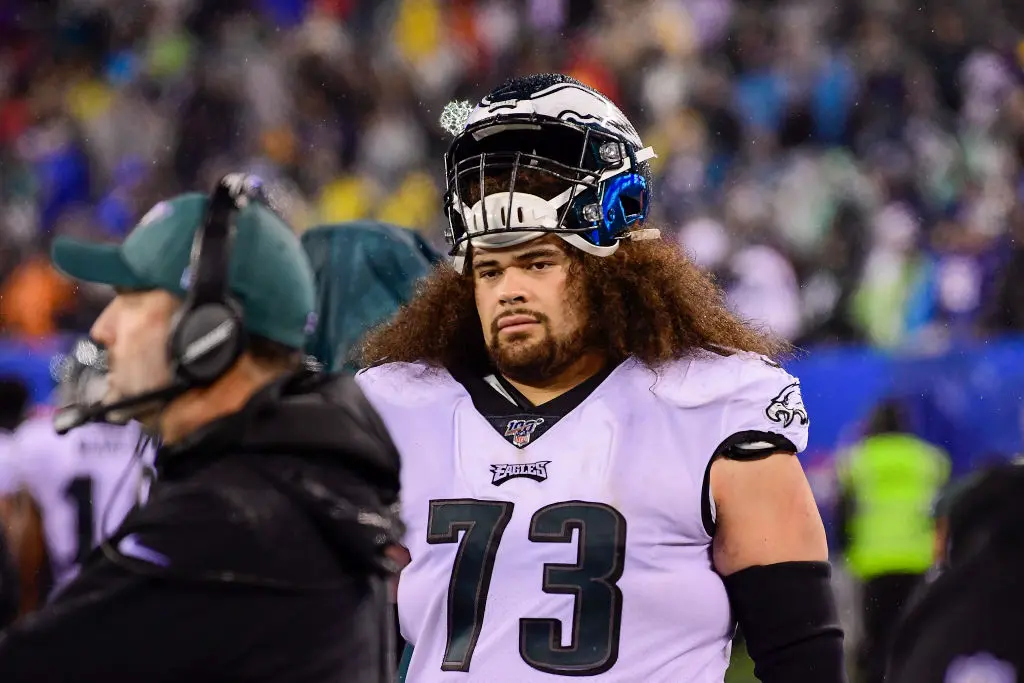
<box><xmin>356</xmin><ymin>354</ymin><xmax>810</xmax><ymax>682</ymax></box>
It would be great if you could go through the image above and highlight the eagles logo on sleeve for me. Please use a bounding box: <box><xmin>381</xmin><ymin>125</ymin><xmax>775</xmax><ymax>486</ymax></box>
<box><xmin>765</xmin><ymin>382</ymin><xmax>809</xmax><ymax>428</ymax></box>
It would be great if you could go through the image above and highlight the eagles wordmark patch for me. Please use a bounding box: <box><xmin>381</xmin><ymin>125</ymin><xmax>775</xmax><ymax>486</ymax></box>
<box><xmin>490</xmin><ymin>461</ymin><xmax>551</xmax><ymax>487</ymax></box>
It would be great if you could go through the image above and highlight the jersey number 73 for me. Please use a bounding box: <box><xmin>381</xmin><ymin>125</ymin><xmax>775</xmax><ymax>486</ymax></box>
<box><xmin>427</xmin><ymin>499</ymin><xmax>627</xmax><ymax>676</ymax></box>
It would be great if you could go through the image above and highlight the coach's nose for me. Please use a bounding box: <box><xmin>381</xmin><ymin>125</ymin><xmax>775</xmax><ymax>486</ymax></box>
<box><xmin>90</xmin><ymin>298</ymin><xmax>119</xmax><ymax>348</ymax></box>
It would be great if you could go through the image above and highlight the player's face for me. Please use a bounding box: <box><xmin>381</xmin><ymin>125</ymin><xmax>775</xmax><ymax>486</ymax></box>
<box><xmin>472</xmin><ymin>237</ymin><xmax>588</xmax><ymax>383</ymax></box>
<box><xmin>90</xmin><ymin>289</ymin><xmax>178</xmax><ymax>428</ymax></box>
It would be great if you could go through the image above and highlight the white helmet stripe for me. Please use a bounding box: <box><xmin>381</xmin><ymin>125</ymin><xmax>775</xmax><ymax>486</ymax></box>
<box><xmin>468</xmin><ymin>82</ymin><xmax>644</xmax><ymax>149</ymax></box>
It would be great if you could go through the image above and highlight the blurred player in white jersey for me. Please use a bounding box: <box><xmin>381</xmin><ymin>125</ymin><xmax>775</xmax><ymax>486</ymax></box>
<box><xmin>356</xmin><ymin>74</ymin><xmax>845</xmax><ymax>683</ymax></box>
<box><xmin>0</xmin><ymin>338</ymin><xmax>149</xmax><ymax>612</ymax></box>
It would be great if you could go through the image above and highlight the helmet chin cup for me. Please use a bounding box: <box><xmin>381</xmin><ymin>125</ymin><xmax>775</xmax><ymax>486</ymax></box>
<box><xmin>463</xmin><ymin>191</ymin><xmax>559</xmax><ymax>235</ymax></box>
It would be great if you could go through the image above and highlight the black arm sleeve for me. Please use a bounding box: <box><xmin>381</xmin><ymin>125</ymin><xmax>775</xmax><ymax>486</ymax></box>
<box><xmin>723</xmin><ymin>561</ymin><xmax>847</xmax><ymax>683</ymax></box>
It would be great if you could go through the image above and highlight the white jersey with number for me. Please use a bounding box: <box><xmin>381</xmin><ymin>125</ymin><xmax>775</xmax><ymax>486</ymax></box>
<box><xmin>356</xmin><ymin>352</ymin><xmax>810</xmax><ymax>683</ymax></box>
<box><xmin>0</xmin><ymin>413</ymin><xmax>150</xmax><ymax>589</ymax></box>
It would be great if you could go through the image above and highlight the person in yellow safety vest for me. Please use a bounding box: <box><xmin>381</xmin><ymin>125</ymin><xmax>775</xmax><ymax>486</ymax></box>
<box><xmin>834</xmin><ymin>397</ymin><xmax>950</xmax><ymax>683</ymax></box>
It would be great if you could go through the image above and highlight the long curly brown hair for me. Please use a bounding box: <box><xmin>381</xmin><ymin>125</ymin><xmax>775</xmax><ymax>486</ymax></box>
<box><xmin>360</xmin><ymin>174</ymin><xmax>788</xmax><ymax>373</ymax></box>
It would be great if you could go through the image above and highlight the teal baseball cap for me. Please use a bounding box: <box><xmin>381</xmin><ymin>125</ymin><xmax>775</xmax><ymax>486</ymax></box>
<box><xmin>51</xmin><ymin>193</ymin><xmax>317</xmax><ymax>349</ymax></box>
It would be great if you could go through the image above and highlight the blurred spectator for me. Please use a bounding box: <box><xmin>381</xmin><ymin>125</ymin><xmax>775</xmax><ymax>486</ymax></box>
<box><xmin>0</xmin><ymin>252</ymin><xmax>75</xmax><ymax>340</ymax></box>
<box><xmin>0</xmin><ymin>0</ymin><xmax>1024</xmax><ymax>349</ymax></box>
<box><xmin>982</xmin><ymin>200</ymin><xmax>1024</xmax><ymax>332</ymax></box>
<box><xmin>835</xmin><ymin>398</ymin><xmax>950</xmax><ymax>683</ymax></box>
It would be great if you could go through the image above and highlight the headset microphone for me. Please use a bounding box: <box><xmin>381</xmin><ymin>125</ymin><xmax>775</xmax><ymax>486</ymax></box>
<box><xmin>52</xmin><ymin>404</ymin><xmax>89</xmax><ymax>436</ymax></box>
<box><xmin>53</xmin><ymin>381</ymin><xmax>190</xmax><ymax>436</ymax></box>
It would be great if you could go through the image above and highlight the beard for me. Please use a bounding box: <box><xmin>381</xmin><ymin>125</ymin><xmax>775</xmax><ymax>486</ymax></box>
<box><xmin>487</xmin><ymin>309</ymin><xmax>592</xmax><ymax>384</ymax></box>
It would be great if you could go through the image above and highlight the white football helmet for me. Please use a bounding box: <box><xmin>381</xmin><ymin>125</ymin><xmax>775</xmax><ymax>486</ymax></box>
<box><xmin>442</xmin><ymin>74</ymin><xmax>659</xmax><ymax>272</ymax></box>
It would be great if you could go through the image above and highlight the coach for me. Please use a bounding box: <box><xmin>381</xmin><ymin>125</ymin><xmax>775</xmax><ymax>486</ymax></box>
<box><xmin>0</xmin><ymin>176</ymin><xmax>401</xmax><ymax>682</ymax></box>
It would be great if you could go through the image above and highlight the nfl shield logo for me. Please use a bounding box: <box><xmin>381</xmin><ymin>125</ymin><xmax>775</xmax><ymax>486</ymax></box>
<box><xmin>504</xmin><ymin>418</ymin><xmax>544</xmax><ymax>447</ymax></box>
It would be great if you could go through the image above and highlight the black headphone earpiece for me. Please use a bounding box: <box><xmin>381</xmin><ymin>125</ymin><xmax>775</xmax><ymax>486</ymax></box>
<box><xmin>167</xmin><ymin>174</ymin><xmax>265</xmax><ymax>386</ymax></box>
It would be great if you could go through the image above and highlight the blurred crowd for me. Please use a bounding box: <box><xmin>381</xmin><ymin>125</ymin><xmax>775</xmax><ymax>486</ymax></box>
<box><xmin>2</xmin><ymin>0</ymin><xmax>1024</xmax><ymax>350</ymax></box>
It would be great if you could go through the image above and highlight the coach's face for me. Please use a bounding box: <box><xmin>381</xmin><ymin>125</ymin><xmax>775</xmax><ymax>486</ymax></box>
<box><xmin>473</xmin><ymin>236</ymin><xmax>589</xmax><ymax>384</ymax></box>
<box><xmin>90</xmin><ymin>289</ymin><xmax>178</xmax><ymax>428</ymax></box>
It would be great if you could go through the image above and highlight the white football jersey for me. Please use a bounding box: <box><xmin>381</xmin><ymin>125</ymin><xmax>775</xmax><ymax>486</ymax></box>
<box><xmin>0</xmin><ymin>412</ymin><xmax>151</xmax><ymax>589</ymax></box>
<box><xmin>356</xmin><ymin>353</ymin><xmax>810</xmax><ymax>683</ymax></box>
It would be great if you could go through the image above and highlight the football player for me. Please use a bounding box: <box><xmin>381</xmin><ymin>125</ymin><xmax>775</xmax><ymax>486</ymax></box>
<box><xmin>0</xmin><ymin>338</ymin><xmax>149</xmax><ymax>613</ymax></box>
<box><xmin>355</xmin><ymin>74</ymin><xmax>844</xmax><ymax>682</ymax></box>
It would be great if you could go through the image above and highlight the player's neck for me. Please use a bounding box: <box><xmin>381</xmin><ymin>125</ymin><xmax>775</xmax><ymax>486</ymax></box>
<box><xmin>502</xmin><ymin>351</ymin><xmax>607</xmax><ymax>406</ymax></box>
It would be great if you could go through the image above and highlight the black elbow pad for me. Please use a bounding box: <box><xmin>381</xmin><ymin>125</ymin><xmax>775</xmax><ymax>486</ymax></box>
<box><xmin>723</xmin><ymin>561</ymin><xmax>847</xmax><ymax>683</ymax></box>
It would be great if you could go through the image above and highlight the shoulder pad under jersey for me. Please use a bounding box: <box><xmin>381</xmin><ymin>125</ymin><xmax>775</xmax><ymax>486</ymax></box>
<box><xmin>651</xmin><ymin>352</ymin><xmax>809</xmax><ymax>457</ymax></box>
<box><xmin>354</xmin><ymin>361</ymin><xmax>463</xmax><ymax>408</ymax></box>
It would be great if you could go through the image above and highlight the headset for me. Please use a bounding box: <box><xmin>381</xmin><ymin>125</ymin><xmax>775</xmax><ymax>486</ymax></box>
<box><xmin>54</xmin><ymin>174</ymin><xmax>264</xmax><ymax>435</ymax></box>
<box><xmin>167</xmin><ymin>175</ymin><xmax>253</xmax><ymax>387</ymax></box>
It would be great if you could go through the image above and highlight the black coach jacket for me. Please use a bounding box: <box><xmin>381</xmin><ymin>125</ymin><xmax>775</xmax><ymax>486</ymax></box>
<box><xmin>0</xmin><ymin>369</ymin><xmax>401</xmax><ymax>683</ymax></box>
<box><xmin>887</xmin><ymin>462</ymin><xmax>1024</xmax><ymax>682</ymax></box>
